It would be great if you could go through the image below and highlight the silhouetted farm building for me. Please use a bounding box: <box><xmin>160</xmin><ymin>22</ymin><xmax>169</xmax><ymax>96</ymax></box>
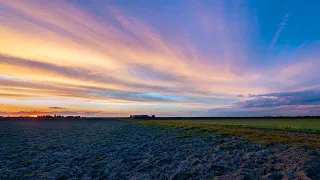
<box><xmin>130</xmin><ymin>115</ymin><xmax>155</xmax><ymax>119</ymax></box>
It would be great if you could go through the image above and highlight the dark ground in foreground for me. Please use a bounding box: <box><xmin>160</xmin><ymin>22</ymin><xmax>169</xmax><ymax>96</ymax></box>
<box><xmin>0</xmin><ymin>119</ymin><xmax>319</xmax><ymax>180</ymax></box>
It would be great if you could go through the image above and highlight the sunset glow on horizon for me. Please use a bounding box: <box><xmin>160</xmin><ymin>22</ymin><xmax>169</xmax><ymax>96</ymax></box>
<box><xmin>1</xmin><ymin>0</ymin><xmax>319</xmax><ymax>117</ymax></box>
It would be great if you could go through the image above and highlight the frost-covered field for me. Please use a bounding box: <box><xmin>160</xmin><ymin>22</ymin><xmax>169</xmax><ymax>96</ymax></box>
<box><xmin>0</xmin><ymin>119</ymin><xmax>319</xmax><ymax>179</ymax></box>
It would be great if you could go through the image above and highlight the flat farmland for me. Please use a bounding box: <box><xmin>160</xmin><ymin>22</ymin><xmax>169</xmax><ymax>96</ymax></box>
<box><xmin>0</xmin><ymin>118</ymin><xmax>319</xmax><ymax>179</ymax></box>
<box><xmin>136</xmin><ymin>119</ymin><xmax>320</xmax><ymax>133</ymax></box>
<box><xmin>136</xmin><ymin>119</ymin><xmax>320</xmax><ymax>147</ymax></box>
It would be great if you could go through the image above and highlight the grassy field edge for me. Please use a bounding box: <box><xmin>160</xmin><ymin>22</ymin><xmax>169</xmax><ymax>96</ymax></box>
<box><xmin>134</xmin><ymin>120</ymin><xmax>320</xmax><ymax>148</ymax></box>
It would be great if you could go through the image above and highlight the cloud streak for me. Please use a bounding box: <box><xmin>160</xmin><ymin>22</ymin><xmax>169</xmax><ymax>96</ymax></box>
<box><xmin>49</xmin><ymin>107</ymin><xmax>66</xmax><ymax>110</ymax></box>
<box><xmin>270</xmin><ymin>13</ymin><xmax>290</xmax><ymax>50</ymax></box>
<box><xmin>207</xmin><ymin>90</ymin><xmax>320</xmax><ymax>116</ymax></box>
<box><xmin>234</xmin><ymin>90</ymin><xmax>320</xmax><ymax>108</ymax></box>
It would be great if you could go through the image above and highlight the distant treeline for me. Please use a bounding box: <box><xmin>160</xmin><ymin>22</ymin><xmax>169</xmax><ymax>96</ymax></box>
<box><xmin>153</xmin><ymin>116</ymin><xmax>320</xmax><ymax>120</ymax></box>
<box><xmin>0</xmin><ymin>115</ymin><xmax>84</xmax><ymax>120</ymax></box>
<box><xmin>40</xmin><ymin>115</ymin><xmax>83</xmax><ymax>118</ymax></box>
<box><xmin>1</xmin><ymin>116</ymin><xmax>320</xmax><ymax>120</ymax></box>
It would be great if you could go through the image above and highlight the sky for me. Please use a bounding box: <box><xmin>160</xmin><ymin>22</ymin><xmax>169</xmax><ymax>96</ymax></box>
<box><xmin>0</xmin><ymin>0</ymin><xmax>319</xmax><ymax>117</ymax></box>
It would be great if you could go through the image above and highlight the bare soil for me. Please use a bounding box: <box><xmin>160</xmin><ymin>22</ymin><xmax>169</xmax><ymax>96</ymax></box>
<box><xmin>0</xmin><ymin>119</ymin><xmax>319</xmax><ymax>179</ymax></box>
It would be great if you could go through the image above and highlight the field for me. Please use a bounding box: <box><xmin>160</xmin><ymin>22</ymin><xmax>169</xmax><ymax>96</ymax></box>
<box><xmin>0</xmin><ymin>118</ymin><xmax>319</xmax><ymax>179</ymax></box>
<box><xmin>136</xmin><ymin>119</ymin><xmax>320</xmax><ymax>134</ymax></box>
<box><xmin>135</xmin><ymin>119</ymin><xmax>320</xmax><ymax>147</ymax></box>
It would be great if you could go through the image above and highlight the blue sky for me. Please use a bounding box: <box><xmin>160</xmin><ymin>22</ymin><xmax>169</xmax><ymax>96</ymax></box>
<box><xmin>0</xmin><ymin>0</ymin><xmax>319</xmax><ymax>116</ymax></box>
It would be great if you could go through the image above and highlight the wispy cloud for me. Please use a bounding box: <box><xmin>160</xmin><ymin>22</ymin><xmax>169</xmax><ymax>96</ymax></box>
<box><xmin>207</xmin><ymin>90</ymin><xmax>320</xmax><ymax>116</ymax></box>
<box><xmin>0</xmin><ymin>1</ymin><xmax>262</xmax><ymax>100</ymax></box>
<box><xmin>48</xmin><ymin>107</ymin><xmax>66</xmax><ymax>110</ymax></box>
<box><xmin>270</xmin><ymin>13</ymin><xmax>290</xmax><ymax>50</ymax></box>
<box><xmin>0</xmin><ymin>110</ymin><xmax>122</xmax><ymax>117</ymax></box>
<box><xmin>233</xmin><ymin>90</ymin><xmax>320</xmax><ymax>108</ymax></box>
<box><xmin>209</xmin><ymin>105</ymin><xmax>320</xmax><ymax>117</ymax></box>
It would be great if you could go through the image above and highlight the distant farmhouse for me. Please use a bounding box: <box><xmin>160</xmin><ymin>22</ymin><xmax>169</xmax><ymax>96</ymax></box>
<box><xmin>130</xmin><ymin>115</ymin><xmax>156</xmax><ymax>119</ymax></box>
